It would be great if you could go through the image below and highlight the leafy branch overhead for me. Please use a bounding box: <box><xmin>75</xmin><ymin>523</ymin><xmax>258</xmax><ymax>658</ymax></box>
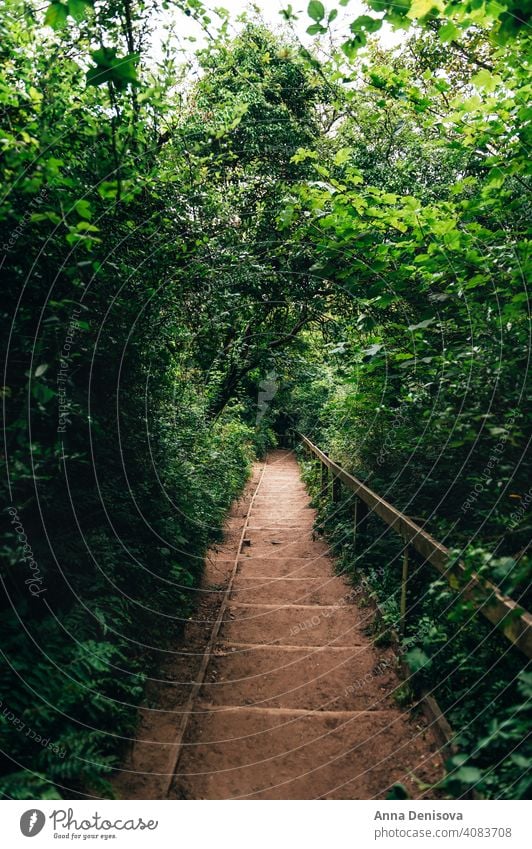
<box><xmin>86</xmin><ymin>48</ymin><xmax>140</xmax><ymax>89</ymax></box>
<box><xmin>2</xmin><ymin>0</ymin><xmax>530</xmax><ymax>802</ymax></box>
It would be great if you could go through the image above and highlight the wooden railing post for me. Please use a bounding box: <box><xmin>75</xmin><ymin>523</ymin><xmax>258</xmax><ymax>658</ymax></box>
<box><xmin>353</xmin><ymin>497</ymin><xmax>369</xmax><ymax>557</ymax></box>
<box><xmin>332</xmin><ymin>474</ymin><xmax>341</xmax><ymax>503</ymax></box>
<box><xmin>400</xmin><ymin>546</ymin><xmax>410</xmax><ymax>635</ymax></box>
<box><xmin>320</xmin><ymin>460</ymin><xmax>329</xmax><ymax>499</ymax></box>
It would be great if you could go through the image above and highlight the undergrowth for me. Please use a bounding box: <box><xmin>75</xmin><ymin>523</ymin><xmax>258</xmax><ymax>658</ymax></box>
<box><xmin>299</xmin><ymin>453</ymin><xmax>532</xmax><ymax>801</ymax></box>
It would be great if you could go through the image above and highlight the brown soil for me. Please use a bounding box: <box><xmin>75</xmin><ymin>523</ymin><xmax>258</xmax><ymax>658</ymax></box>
<box><xmin>113</xmin><ymin>450</ymin><xmax>443</xmax><ymax>800</ymax></box>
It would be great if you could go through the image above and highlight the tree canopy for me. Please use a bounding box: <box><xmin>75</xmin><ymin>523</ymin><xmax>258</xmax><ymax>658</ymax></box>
<box><xmin>0</xmin><ymin>0</ymin><xmax>530</xmax><ymax>799</ymax></box>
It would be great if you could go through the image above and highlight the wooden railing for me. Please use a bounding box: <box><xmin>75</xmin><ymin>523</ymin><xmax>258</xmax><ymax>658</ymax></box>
<box><xmin>299</xmin><ymin>433</ymin><xmax>532</xmax><ymax>659</ymax></box>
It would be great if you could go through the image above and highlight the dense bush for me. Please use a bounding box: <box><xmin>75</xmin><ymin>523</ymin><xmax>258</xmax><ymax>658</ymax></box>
<box><xmin>299</xmin><ymin>457</ymin><xmax>531</xmax><ymax>799</ymax></box>
<box><xmin>0</xmin><ymin>4</ymin><xmax>297</xmax><ymax>798</ymax></box>
<box><xmin>1</xmin><ymin>0</ymin><xmax>529</xmax><ymax>800</ymax></box>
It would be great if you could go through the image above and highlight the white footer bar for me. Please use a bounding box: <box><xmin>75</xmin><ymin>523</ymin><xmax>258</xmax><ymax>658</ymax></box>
<box><xmin>3</xmin><ymin>799</ymin><xmax>528</xmax><ymax>848</ymax></box>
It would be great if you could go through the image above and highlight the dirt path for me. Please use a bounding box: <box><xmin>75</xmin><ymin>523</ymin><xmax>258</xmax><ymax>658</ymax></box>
<box><xmin>115</xmin><ymin>450</ymin><xmax>442</xmax><ymax>800</ymax></box>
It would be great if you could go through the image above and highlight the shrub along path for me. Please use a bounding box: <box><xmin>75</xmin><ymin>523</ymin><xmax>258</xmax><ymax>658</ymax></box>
<box><xmin>116</xmin><ymin>450</ymin><xmax>443</xmax><ymax>799</ymax></box>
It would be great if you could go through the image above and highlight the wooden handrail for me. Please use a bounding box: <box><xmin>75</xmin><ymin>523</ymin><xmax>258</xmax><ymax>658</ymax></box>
<box><xmin>299</xmin><ymin>433</ymin><xmax>532</xmax><ymax>659</ymax></box>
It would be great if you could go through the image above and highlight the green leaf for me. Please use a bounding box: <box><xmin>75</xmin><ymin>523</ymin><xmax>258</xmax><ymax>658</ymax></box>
<box><xmin>111</xmin><ymin>53</ymin><xmax>140</xmax><ymax>85</ymax></box>
<box><xmin>291</xmin><ymin>147</ymin><xmax>318</xmax><ymax>163</ymax></box>
<box><xmin>438</xmin><ymin>21</ymin><xmax>459</xmax><ymax>42</ymax></box>
<box><xmin>87</xmin><ymin>49</ymin><xmax>140</xmax><ymax>89</ymax></box>
<box><xmin>307</xmin><ymin>22</ymin><xmax>327</xmax><ymax>34</ymax></box>
<box><xmin>447</xmin><ymin>753</ymin><xmax>468</xmax><ymax>769</ymax></box>
<box><xmin>67</xmin><ymin>0</ymin><xmax>89</xmax><ymax>22</ymax></box>
<box><xmin>333</xmin><ymin>147</ymin><xmax>352</xmax><ymax>165</ymax></box>
<box><xmin>452</xmin><ymin>766</ymin><xmax>483</xmax><ymax>785</ymax></box>
<box><xmin>364</xmin><ymin>343</ymin><xmax>383</xmax><ymax>357</ymax></box>
<box><xmin>86</xmin><ymin>65</ymin><xmax>112</xmax><ymax>87</ymax></box>
<box><xmin>432</xmin><ymin>217</ymin><xmax>457</xmax><ymax>235</ymax></box>
<box><xmin>350</xmin><ymin>14</ymin><xmax>383</xmax><ymax>34</ymax></box>
<box><xmin>75</xmin><ymin>221</ymin><xmax>99</xmax><ymax>232</ymax></box>
<box><xmin>386</xmin><ymin>783</ymin><xmax>410</xmax><ymax>799</ymax></box>
<box><xmin>74</xmin><ymin>199</ymin><xmax>92</xmax><ymax>220</ymax></box>
<box><xmin>30</xmin><ymin>211</ymin><xmax>61</xmax><ymax>225</ymax></box>
<box><xmin>342</xmin><ymin>37</ymin><xmax>363</xmax><ymax>60</ymax></box>
<box><xmin>407</xmin><ymin>0</ymin><xmax>443</xmax><ymax>19</ymax></box>
<box><xmin>405</xmin><ymin>647</ymin><xmax>431</xmax><ymax>672</ymax></box>
<box><xmin>471</xmin><ymin>69</ymin><xmax>501</xmax><ymax>92</ymax></box>
<box><xmin>408</xmin><ymin>318</ymin><xmax>435</xmax><ymax>331</ymax></box>
<box><xmin>44</xmin><ymin>2</ymin><xmax>68</xmax><ymax>29</ymax></box>
<box><xmin>308</xmin><ymin>1</ymin><xmax>325</xmax><ymax>22</ymax></box>
<box><xmin>32</xmin><ymin>383</ymin><xmax>56</xmax><ymax>404</ymax></box>
<box><xmin>97</xmin><ymin>181</ymin><xmax>120</xmax><ymax>200</ymax></box>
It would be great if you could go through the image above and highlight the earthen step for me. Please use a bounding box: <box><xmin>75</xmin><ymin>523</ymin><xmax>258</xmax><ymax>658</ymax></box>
<box><xmin>171</xmin><ymin>707</ymin><xmax>438</xmax><ymax>800</ymax></box>
<box><xmin>221</xmin><ymin>603</ymin><xmax>366</xmax><ymax>646</ymax></box>
<box><xmin>200</xmin><ymin>644</ymin><xmax>397</xmax><ymax>711</ymax></box>
<box><xmin>232</xmin><ymin>575</ymin><xmax>351</xmax><ymax>605</ymax></box>
<box><xmin>237</xmin><ymin>557</ymin><xmax>336</xmax><ymax>580</ymax></box>
<box><xmin>242</xmin><ymin>529</ymin><xmax>330</xmax><ymax>558</ymax></box>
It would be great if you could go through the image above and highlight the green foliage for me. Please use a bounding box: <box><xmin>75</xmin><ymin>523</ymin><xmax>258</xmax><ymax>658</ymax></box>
<box><xmin>1</xmin><ymin>0</ymin><xmax>530</xmax><ymax>802</ymax></box>
<box><xmin>0</xmin><ymin>2</ymin><xmax>286</xmax><ymax>798</ymax></box>
<box><xmin>331</xmin><ymin>0</ymin><xmax>531</xmax><ymax>46</ymax></box>
<box><xmin>301</xmin><ymin>464</ymin><xmax>531</xmax><ymax>799</ymax></box>
<box><xmin>291</xmin><ymin>8</ymin><xmax>531</xmax><ymax>788</ymax></box>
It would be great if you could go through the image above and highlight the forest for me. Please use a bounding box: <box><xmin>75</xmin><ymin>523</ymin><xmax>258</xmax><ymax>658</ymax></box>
<box><xmin>1</xmin><ymin>0</ymin><xmax>530</xmax><ymax>800</ymax></box>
